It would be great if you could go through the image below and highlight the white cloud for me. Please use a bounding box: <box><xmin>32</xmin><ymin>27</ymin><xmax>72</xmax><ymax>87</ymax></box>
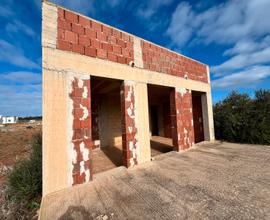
<box><xmin>0</xmin><ymin>39</ymin><xmax>39</xmax><ymax>69</ymax></box>
<box><xmin>0</xmin><ymin>0</ymin><xmax>14</xmax><ymax>18</ymax></box>
<box><xmin>167</xmin><ymin>0</ymin><xmax>270</xmax><ymax>47</ymax></box>
<box><xmin>137</xmin><ymin>0</ymin><xmax>174</xmax><ymax>18</ymax></box>
<box><xmin>106</xmin><ymin>0</ymin><xmax>122</xmax><ymax>8</ymax></box>
<box><xmin>224</xmin><ymin>36</ymin><xmax>270</xmax><ymax>56</ymax></box>
<box><xmin>167</xmin><ymin>0</ymin><xmax>270</xmax><ymax>91</ymax></box>
<box><xmin>166</xmin><ymin>2</ymin><xmax>198</xmax><ymax>47</ymax></box>
<box><xmin>212</xmin><ymin>66</ymin><xmax>270</xmax><ymax>89</ymax></box>
<box><xmin>0</xmin><ymin>5</ymin><xmax>13</xmax><ymax>17</ymax></box>
<box><xmin>0</xmin><ymin>84</ymin><xmax>41</xmax><ymax>116</ymax></box>
<box><xmin>0</xmin><ymin>71</ymin><xmax>41</xmax><ymax>84</ymax></box>
<box><xmin>212</xmin><ymin>46</ymin><xmax>270</xmax><ymax>73</ymax></box>
<box><xmin>6</xmin><ymin>20</ymin><xmax>35</xmax><ymax>38</ymax></box>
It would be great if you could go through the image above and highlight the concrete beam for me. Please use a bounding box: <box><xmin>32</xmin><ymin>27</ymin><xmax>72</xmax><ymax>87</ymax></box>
<box><xmin>43</xmin><ymin>47</ymin><xmax>211</xmax><ymax>93</ymax></box>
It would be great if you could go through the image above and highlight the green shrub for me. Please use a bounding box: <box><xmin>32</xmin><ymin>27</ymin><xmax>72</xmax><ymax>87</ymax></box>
<box><xmin>214</xmin><ymin>90</ymin><xmax>270</xmax><ymax>145</ymax></box>
<box><xmin>6</xmin><ymin>133</ymin><xmax>42</xmax><ymax>209</ymax></box>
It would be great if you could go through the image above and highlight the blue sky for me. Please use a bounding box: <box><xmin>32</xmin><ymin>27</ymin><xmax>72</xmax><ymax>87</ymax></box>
<box><xmin>0</xmin><ymin>0</ymin><xmax>269</xmax><ymax>116</ymax></box>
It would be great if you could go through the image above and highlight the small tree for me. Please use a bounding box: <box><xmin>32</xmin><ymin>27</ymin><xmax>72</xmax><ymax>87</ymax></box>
<box><xmin>213</xmin><ymin>90</ymin><xmax>270</xmax><ymax>145</ymax></box>
<box><xmin>252</xmin><ymin>90</ymin><xmax>270</xmax><ymax>144</ymax></box>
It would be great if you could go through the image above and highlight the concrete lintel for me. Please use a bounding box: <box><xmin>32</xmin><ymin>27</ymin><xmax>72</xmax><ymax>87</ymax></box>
<box><xmin>43</xmin><ymin>47</ymin><xmax>211</xmax><ymax>93</ymax></box>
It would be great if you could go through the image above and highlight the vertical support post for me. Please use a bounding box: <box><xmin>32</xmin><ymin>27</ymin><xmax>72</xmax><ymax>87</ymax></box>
<box><xmin>170</xmin><ymin>87</ymin><xmax>195</xmax><ymax>151</ymax></box>
<box><xmin>69</xmin><ymin>75</ymin><xmax>93</xmax><ymax>185</ymax></box>
<box><xmin>201</xmin><ymin>92</ymin><xmax>215</xmax><ymax>141</ymax></box>
<box><xmin>135</xmin><ymin>83</ymin><xmax>150</xmax><ymax>164</ymax></box>
<box><xmin>120</xmin><ymin>81</ymin><xmax>139</xmax><ymax>167</ymax></box>
<box><xmin>170</xmin><ymin>88</ymin><xmax>180</xmax><ymax>151</ymax></box>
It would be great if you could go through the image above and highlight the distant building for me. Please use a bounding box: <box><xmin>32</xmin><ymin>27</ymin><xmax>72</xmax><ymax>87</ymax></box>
<box><xmin>0</xmin><ymin>115</ymin><xmax>18</xmax><ymax>124</ymax></box>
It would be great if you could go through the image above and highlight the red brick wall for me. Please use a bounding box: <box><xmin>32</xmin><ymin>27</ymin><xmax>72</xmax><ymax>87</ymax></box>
<box><xmin>69</xmin><ymin>77</ymin><xmax>93</xmax><ymax>185</ymax></box>
<box><xmin>56</xmin><ymin>7</ymin><xmax>208</xmax><ymax>84</ymax></box>
<box><xmin>141</xmin><ymin>41</ymin><xmax>208</xmax><ymax>83</ymax></box>
<box><xmin>170</xmin><ymin>88</ymin><xmax>195</xmax><ymax>151</ymax></box>
<box><xmin>57</xmin><ymin>8</ymin><xmax>134</xmax><ymax>65</ymax></box>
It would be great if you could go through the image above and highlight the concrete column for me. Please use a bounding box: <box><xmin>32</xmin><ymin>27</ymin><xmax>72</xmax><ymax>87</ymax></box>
<box><xmin>43</xmin><ymin>71</ymin><xmax>93</xmax><ymax>195</ymax></box>
<box><xmin>201</xmin><ymin>92</ymin><xmax>215</xmax><ymax>141</ymax></box>
<box><xmin>67</xmin><ymin>74</ymin><xmax>93</xmax><ymax>186</ymax></box>
<box><xmin>121</xmin><ymin>81</ymin><xmax>151</xmax><ymax>167</ymax></box>
<box><xmin>120</xmin><ymin>81</ymin><xmax>138</xmax><ymax>167</ymax></box>
<box><xmin>43</xmin><ymin>70</ymin><xmax>69</xmax><ymax>195</ymax></box>
<box><xmin>170</xmin><ymin>88</ymin><xmax>195</xmax><ymax>151</ymax></box>
<box><xmin>42</xmin><ymin>2</ymin><xmax>57</xmax><ymax>49</ymax></box>
<box><xmin>135</xmin><ymin>83</ymin><xmax>151</xmax><ymax>164</ymax></box>
<box><xmin>170</xmin><ymin>88</ymin><xmax>180</xmax><ymax>151</ymax></box>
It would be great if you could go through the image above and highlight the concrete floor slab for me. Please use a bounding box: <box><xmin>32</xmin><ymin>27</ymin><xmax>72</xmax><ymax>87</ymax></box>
<box><xmin>92</xmin><ymin>136</ymin><xmax>173</xmax><ymax>174</ymax></box>
<box><xmin>40</xmin><ymin>142</ymin><xmax>270</xmax><ymax>219</ymax></box>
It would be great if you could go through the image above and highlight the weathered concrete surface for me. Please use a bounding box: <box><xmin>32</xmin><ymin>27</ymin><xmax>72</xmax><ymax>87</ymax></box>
<box><xmin>40</xmin><ymin>142</ymin><xmax>270</xmax><ymax>219</ymax></box>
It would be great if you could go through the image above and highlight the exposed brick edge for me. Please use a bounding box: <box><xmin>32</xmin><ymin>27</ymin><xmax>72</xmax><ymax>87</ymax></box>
<box><xmin>121</xmin><ymin>82</ymin><xmax>138</xmax><ymax>167</ymax></box>
<box><xmin>69</xmin><ymin>77</ymin><xmax>93</xmax><ymax>185</ymax></box>
<box><xmin>171</xmin><ymin>88</ymin><xmax>195</xmax><ymax>151</ymax></box>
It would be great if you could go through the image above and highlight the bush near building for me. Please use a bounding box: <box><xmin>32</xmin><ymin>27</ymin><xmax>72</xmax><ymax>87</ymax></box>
<box><xmin>6</xmin><ymin>133</ymin><xmax>42</xmax><ymax>209</ymax></box>
<box><xmin>214</xmin><ymin>90</ymin><xmax>270</xmax><ymax>144</ymax></box>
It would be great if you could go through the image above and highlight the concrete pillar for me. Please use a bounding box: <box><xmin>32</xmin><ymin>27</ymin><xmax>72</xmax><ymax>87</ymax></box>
<box><xmin>120</xmin><ymin>81</ymin><xmax>138</xmax><ymax>167</ymax></box>
<box><xmin>121</xmin><ymin>81</ymin><xmax>151</xmax><ymax>167</ymax></box>
<box><xmin>135</xmin><ymin>83</ymin><xmax>151</xmax><ymax>164</ymax></box>
<box><xmin>170</xmin><ymin>87</ymin><xmax>195</xmax><ymax>151</ymax></box>
<box><xmin>43</xmin><ymin>70</ymin><xmax>69</xmax><ymax>195</ymax></box>
<box><xmin>201</xmin><ymin>92</ymin><xmax>215</xmax><ymax>141</ymax></box>
<box><xmin>68</xmin><ymin>75</ymin><xmax>93</xmax><ymax>186</ymax></box>
<box><xmin>43</xmin><ymin>72</ymin><xmax>93</xmax><ymax>195</ymax></box>
<box><xmin>170</xmin><ymin>88</ymin><xmax>179</xmax><ymax>151</ymax></box>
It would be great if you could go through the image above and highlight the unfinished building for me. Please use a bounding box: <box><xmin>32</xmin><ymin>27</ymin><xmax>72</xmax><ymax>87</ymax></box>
<box><xmin>42</xmin><ymin>1</ymin><xmax>215</xmax><ymax>196</ymax></box>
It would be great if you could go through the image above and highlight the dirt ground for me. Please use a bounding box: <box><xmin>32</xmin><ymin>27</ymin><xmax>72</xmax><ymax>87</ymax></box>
<box><xmin>40</xmin><ymin>141</ymin><xmax>270</xmax><ymax>220</ymax></box>
<box><xmin>0</xmin><ymin>122</ymin><xmax>41</xmax><ymax>185</ymax></box>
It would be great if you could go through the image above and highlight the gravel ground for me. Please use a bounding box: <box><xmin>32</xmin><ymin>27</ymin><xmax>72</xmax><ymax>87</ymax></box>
<box><xmin>40</xmin><ymin>141</ymin><xmax>270</xmax><ymax>220</ymax></box>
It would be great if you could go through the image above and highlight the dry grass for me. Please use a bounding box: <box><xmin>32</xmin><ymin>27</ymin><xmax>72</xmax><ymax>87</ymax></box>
<box><xmin>0</xmin><ymin>122</ymin><xmax>41</xmax><ymax>185</ymax></box>
<box><xmin>0</xmin><ymin>122</ymin><xmax>41</xmax><ymax>219</ymax></box>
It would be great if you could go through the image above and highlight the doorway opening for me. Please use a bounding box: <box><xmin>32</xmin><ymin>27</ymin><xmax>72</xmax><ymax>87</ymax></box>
<box><xmin>147</xmin><ymin>84</ymin><xmax>173</xmax><ymax>157</ymax></box>
<box><xmin>192</xmin><ymin>91</ymin><xmax>205</xmax><ymax>143</ymax></box>
<box><xmin>91</xmin><ymin>76</ymin><xmax>123</xmax><ymax>175</ymax></box>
